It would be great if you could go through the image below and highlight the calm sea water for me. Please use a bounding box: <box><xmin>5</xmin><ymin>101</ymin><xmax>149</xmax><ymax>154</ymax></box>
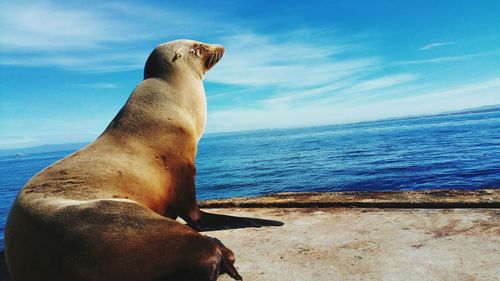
<box><xmin>1</xmin><ymin>110</ymin><xmax>499</xmax><ymax>249</ymax></box>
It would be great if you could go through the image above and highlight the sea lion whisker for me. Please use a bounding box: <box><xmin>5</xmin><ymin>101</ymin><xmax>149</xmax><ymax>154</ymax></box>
<box><xmin>207</xmin><ymin>54</ymin><xmax>215</xmax><ymax>69</ymax></box>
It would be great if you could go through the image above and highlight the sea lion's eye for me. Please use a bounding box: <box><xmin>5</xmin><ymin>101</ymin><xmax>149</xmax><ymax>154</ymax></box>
<box><xmin>172</xmin><ymin>52</ymin><xmax>183</xmax><ymax>62</ymax></box>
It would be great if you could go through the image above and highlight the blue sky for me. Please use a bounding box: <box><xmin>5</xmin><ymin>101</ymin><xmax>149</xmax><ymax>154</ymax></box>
<box><xmin>1</xmin><ymin>0</ymin><xmax>499</xmax><ymax>149</ymax></box>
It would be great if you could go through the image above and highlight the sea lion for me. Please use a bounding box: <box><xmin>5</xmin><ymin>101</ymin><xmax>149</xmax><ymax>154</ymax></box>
<box><xmin>5</xmin><ymin>39</ymin><xmax>281</xmax><ymax>281</ymax></box>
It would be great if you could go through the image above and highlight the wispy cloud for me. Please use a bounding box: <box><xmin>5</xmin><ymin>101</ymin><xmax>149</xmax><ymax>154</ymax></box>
<box><xmin>260</xmin><ymin>73</ymin><xmax>418</xmax><ymax>108</ymax></box>
<box><xmin>393</xmin><ymin>52</ymin><xmax>487</xmax><ymax>66</ymax></box>
<box><xmin>0</xmin><ymin>1</ymin><xmax>213</xmax><ymax>51</ymax></box>
<box><xmin>207</xmin><ymin>32</ymin><xmax>381</xmax><ymax>89</ymax></box>
<box><xmin>347</xmin><ymin>73</ymin><xmax>417</xmax><ymax>93</ymax></box>
<box><xmin>1</xmin><ymin>2</ymin><xmax>143</xmax><ymax>51</ymax></box>
<box><xmin>207</xmin><ymin>77</ymin><xmax>500</xmax><ymax>132</ymax></box>
<box><xmin>78</xmin><ymin>83</ymin><xmax>119</xmax><ymax>89</ymax></box>
<box><xmin>0</xmin><ymin>51</ymin><xmax>148</xmax><ymax>72</ymax></box>
<box><xmin>418</xmin><ymin>41</ymin><xmax>455</xmax><ymax>51</ymax></box>
<box><xmin>0</xmin><ymin>1</ymin><xmax>218</xmax><ymax>71</ymax></box>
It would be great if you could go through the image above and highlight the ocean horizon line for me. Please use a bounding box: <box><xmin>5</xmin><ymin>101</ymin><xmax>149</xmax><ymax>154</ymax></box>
<box><xmin>2</xmin><ymin>103</ymin><xmax>499</xmax><ymax>155</ymax></box>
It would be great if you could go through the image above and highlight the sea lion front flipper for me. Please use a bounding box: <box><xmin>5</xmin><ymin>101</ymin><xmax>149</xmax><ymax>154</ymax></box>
<box><xmin>221</xmin><ymin>253</ymin><xmax>243</xmax><ymax>281</ymax></box>
<box><xmin>205</xmin><ymin>236</ymin><xmax>243</xmax><ymax>281</ymax></box>
<box><xmin>191</xmin><ymin>210</ymin><xmax>284</xmax><ymax>231</ymax></box>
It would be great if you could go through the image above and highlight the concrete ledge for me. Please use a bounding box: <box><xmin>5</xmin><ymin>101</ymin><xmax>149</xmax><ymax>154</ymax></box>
<box><xmin>208</xmin><ymin>207</ymin><xmax>499</xmax><ymax>281</ymax></box>
<box><xmin>1</xmin><ymin>189</ymin><xmax>498</xmax><ymax>280</ymax></box>
<box><xmin>200</xmin><ymin>188</ymin><xmax>500</xmax><ymax>208</ymax></box>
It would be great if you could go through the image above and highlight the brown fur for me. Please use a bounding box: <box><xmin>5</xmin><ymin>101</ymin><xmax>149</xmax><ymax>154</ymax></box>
<box><xmin>5</xmin><ymin>40</ymin><xmax>241</xmax><ymax>281</ymax></box>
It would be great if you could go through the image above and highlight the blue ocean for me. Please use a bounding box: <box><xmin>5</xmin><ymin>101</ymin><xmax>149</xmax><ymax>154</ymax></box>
<box><xmin>1</xmin><ymin>109</ymin><xmax>500</xmax><ymax>250</ymax></box>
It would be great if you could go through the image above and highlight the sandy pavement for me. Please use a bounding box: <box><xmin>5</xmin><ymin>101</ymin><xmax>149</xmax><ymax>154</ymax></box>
<box><xmin>204</xmin><ymin>207</ymin><xmax>500</xmax><ymax>281</ymax></box>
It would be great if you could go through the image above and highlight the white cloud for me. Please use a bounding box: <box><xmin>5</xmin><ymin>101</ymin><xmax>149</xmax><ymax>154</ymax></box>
<box><xmin>261</xmin><ymin>79</ymin><xmax>356</xmax><ymax>107</ymax></box>
<box><xmin>206</xmin><ymin>33</ymin><xmax>380</xmax><ymax>88</ymax></box>
<box><xmin>0</xmin><ymin>1</ymin><xmax>217</xmax><ymax>71</ymax></box>
<box><xmin>418</xmin><ymin>41</ymin><xmax>455</xmax><ymax>51</ymax></box>
<box><xmin>0</xmin><ymin>1</ymin><xmax>213</xmax><ymax>51</ymax></box>
<box><xmin>1</xmin><ymin>2</ymin><xmax>132</xmax><ymax>51</ymax></box>
<box><xmin>346</xmin><ymin>73</ymin><xmax>417</xmax><ymax>93</ymax></box>
<box><xmin>203</xmin><ymin>32</ymin><xmax>496</xmax><ymax>132</ymax></box>
<box><xmin>0</xmin><ymin>51</ymin><xmax>148</xmax><ymax>72</ymax></box>
<box><xmin>206</xmin><ymin>77</ymin><xmax>500</xmax><ymax>133</ymax></box>
<box><xmin>259</xmin><ymin>73</ymin><xmax>417</xmax><ymax>107</ymax></box>
<box><xmin>79</xmin><ymin>83</ymin><xmax>119</xmax><ymax>89</ymax></box>
<box><xmin>393</xmin><ymin>53</ymin><xmax>486</xmax><ymax>66</ymax></box>
<box><xmin>248</xmin><ymin>73</ymin><xmax>418</xmax><ymax>109</ymax></box>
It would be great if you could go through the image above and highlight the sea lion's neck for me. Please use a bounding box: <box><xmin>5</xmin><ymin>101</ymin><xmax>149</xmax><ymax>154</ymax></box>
<box><xmin>167</xmin><ymin>73</ymin><xmax>207</xmax><ymax>139</ymax></box>
<box><xmin>101</xmin><ymin>74</ymin><xmax>207</xmax><ymax>157</ymax></box>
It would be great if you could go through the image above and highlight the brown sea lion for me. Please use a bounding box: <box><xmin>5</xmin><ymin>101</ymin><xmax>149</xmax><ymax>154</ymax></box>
<box><xmin>5</xmin><ymin>39</ymin><xmax>281</xmax><ymax>281</ymax></box>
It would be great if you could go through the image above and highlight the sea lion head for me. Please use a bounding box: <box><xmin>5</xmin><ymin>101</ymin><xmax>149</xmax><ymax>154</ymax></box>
<box><xmin>144</xmin><ymin>39</ymin><xmax>225</xmax><ymax>80</ymax></box>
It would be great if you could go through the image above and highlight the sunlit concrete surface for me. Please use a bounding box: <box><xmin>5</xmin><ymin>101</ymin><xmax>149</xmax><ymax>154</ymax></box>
<box><xmin>208</xmin><ymin>207</ymin><xmax>499</xmax><ymax>281</ymax></box>
<box><xmin>1</xmin><ymin>189</ymin><xmax>498</xmax><ymax>281</ymax></box>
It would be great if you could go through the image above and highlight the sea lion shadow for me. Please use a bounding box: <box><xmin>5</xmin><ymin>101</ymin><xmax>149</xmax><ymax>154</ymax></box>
<box><xmin>191</xmin><ymin>210</ymin><xmax>284</xmax><ymax>232</ymax></box>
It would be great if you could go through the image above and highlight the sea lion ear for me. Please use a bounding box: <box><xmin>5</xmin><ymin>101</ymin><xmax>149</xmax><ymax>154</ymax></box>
<box><xmin>190</xmin><ymin>47</ymin><xmax>202</xmax><ymax>57</ymax></box>
<box><xmin>172</xmin><ymin>51</ymin><xmax>183</xmax><ymax>63</ymax></box>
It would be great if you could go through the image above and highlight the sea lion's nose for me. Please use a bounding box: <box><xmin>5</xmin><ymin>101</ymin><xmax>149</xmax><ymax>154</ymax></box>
<box><xmin>208</xmin><ymin>44</ymin><xmax>224</xmax><ymax>52</ymax></box>
<box><xmin>204</xmin><ymin>45</ymin><xmax>225</xmax><ymax>70</ymax></box>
